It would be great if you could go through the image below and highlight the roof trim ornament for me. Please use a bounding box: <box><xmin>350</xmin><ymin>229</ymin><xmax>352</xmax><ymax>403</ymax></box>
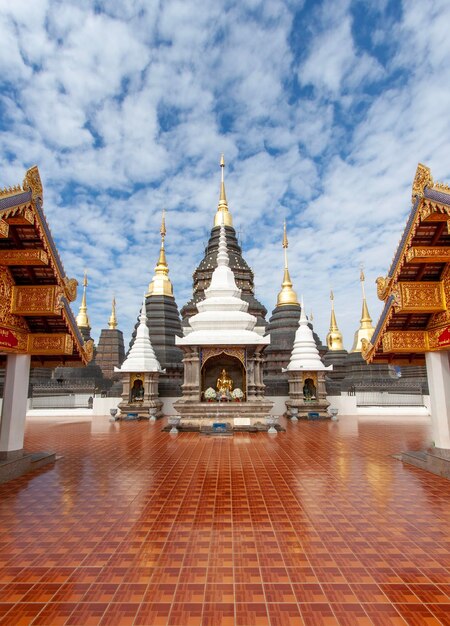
<box><xmin>412</xmin><ymin>163</ymin><xmax>433</xmax><ymax>203</ymax></box>
<box><xmin>22</xmin><ymin>165</ymin><xmax>43</xmax><ymax>201</ymax></box>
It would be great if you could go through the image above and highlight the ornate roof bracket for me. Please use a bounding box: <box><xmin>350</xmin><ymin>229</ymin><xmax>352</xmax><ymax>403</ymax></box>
<box><xmin>412</xmin><ymin>163</ymin><xmax>433</xmax><ymax>203</ymax></box>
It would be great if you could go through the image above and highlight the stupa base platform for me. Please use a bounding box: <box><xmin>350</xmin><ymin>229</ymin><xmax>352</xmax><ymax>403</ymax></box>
<box><xmin>286</xmin><ymin>400</ymin><xmax>330</xmax><ymax>420</ymax></box>
<box><xmin>117</xmin><ymin>399</ymin><xmax>163</xmax><ymax>420</ymax></box>
<box><xmin>172</xmin><ymin>400</ymin><xmax>276</xmax><ymax>431</ymax></box>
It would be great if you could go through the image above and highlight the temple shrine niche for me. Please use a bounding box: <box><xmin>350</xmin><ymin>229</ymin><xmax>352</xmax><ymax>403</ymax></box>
<box><xmin>363</xmin><ymin>163</ymin><xmax>450</xmax><ymax>476</ymax></box>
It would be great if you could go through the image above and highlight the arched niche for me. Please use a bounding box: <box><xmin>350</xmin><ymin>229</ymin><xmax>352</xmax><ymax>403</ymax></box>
<box><xmin>201</xmin><ymin>352</ymin><xmax>246</xmax><ymax>398</ymax></box>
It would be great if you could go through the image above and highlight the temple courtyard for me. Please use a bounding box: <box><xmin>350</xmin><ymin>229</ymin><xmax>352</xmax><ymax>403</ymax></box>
<box><xmin>0</xmin><ymin>416</ymin><xmax>448</xmax><ymax>625</ymax></box>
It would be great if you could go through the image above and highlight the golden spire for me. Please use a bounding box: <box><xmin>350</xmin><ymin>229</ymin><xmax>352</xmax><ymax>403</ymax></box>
<box><xmin>214</xmin><ymin>154</ymin><xmax>233</xmax><ymax>227</ymax></box>
<box><xmin>326</xmin><ymin>290</ymin><xmax>344</xmax><ymax>351</ymax></box>
<box><xmin>147</xmin><ymin>210</ymin><xmax>174</xmax><ymax>297</ymax></box>
<box><xmin>108</xmin><ymin>296</ymin><xmax>118</xmax><ymax>330</ymax></box>
<box><xmin>76</xmin><ymin>271</ymin><xmax>91</xmax><ymax>329</ymax></box>
<box><xmin>277</xmin><ymin>220</ymin><xmax>299</xmax><ymax>306</ymax></box>
<box><xmin>351</xmin><ymin>268</ymin><xmax>375</xmax><ymax>352</ymax></box>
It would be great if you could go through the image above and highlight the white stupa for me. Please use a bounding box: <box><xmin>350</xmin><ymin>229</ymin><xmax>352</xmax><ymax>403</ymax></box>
<box><xmin>176</xmin><ymin>221</ymin><xmax>269</xmax><ymax>347</ymax></box>
<box><xmin>286</xmin><ymin>299</ymin><xmax>332</xmax><ymax>371</ymax></box>
<box><xmin>116</xmin><ymin>297</ymin><xmax>162</xmax><ymax>372</ymax></box>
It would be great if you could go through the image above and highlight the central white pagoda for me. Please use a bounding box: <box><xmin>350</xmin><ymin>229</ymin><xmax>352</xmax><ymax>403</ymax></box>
<box><xmin>174</xmin><ymin>217</ymin><xmax>272</xmax><ymax>429</ymax></box>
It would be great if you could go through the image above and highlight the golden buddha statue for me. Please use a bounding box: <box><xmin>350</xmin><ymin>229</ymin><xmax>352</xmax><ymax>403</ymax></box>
<box><xmin>216</xmin><ymin>368</ymin><xmax>233</xmax><ymax>394</ymax></box>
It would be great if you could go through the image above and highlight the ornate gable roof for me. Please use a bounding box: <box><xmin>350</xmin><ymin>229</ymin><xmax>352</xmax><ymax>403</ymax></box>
<box><xmin>0</xmin><ymin>166</ymin><xmax>92</xmax><ymax>365</ymax></box>
<box><xmin>363</xmin><ymin>163</ymin><xmax>450</xmax><ymax>364</ymax></box>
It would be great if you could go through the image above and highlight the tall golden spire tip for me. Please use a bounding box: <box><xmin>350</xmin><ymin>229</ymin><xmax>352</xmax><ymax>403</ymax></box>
<box><xmin>214</xmin><ymin>153</ymin><xmax>232</xmax><ymax>227</ymax></box>
<box><xmin>108</xmin><ymin>296</ymin><xmax>118</xmax><ymax>330</ymax></box>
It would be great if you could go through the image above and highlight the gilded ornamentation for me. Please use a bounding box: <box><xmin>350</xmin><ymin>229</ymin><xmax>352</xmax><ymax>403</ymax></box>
<box><xmin>11</xmin><ymin>285</ymin><xmax>60</xmax><ymax>315</ymax></box>
<box><xmin>0</xmin><ymin>184</ymin><xmax>23</xmax><ymax>198</ymax></box>
<box><xmin>201</xmin><ymin>346</ymin><xmax>245</xmax><ymax>367</ymax></box>
<box><xmin>433</xmin><ymin>180</ymin><xmax>450</xmax><ymax>193</ymax></box>
<box><xmin>360</xmin><ymin>338</ymin><xmax>374</xmax><ymax>360</ymax></box>
<box><xmin>0</xmin><ymin>218</ymin><xmax>9</xmax><ymax>238</ymax></box>
<box><xmin>427</xmin><ymin>326</ymin><xmax>450</xmax><ymax>350</ymax></box>
<box><xmin>28</xmin><ymin>334</ymin><xmax>74</xmax><ymax>355</ymax></box>
<box><xmin>382</xmin><ymin>331</ymin><xmax>427</xmax><ymax>353</ymax></box>
<box><xmin>376</xmin><ymin>276</ymin><xmax>392</xmax><ymax>300</ymax></box>
<box><xmin>22</xmin><ymin>165</ymin><xmax>43</xmax><ymax>200</ymax></box>
<box><xmin>427</xmin><ymin>265</ymin><xmax>450</xmax><ymax>330</ymax></box>
<box><xmin>398</xmin><ymin>282</ymin><xmax>444</xmax><ymax>312</ymax></box>
<box><xmin>406</xmin><ymin>247</ymin><xmax>450</xmax><ymax>263</ymax></box>
<box><xmin>84</xmin><ymin>339</ymin><xmax>94</xmax><ymax>362</ymax></box>
<box><xmin>0</xmin><ymin>267</ymin><xmax>29</xmax><ymax>332</ymax></box>
<box><xmin>63</xmin><ymin>277</ymin><xmax>78</xmax><ymax>302</ymax></box>
<box><xmin>0</xmin><ymin>249</ymin><xmax>49</xmax><ymax>266</ymax></box>
<box><xmin>412</xmin><ymin>163</ymin><xmax>433</xmax><ymax>202</ymax></box>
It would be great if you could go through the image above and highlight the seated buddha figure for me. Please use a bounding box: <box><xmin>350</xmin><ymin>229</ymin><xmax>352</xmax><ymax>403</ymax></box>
<box><xmin>216</xmin><ymin>368</ymin><xmax>233</xmax><ymax>395</ymax></box>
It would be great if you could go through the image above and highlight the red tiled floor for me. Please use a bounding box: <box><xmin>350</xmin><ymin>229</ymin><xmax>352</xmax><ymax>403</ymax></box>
<box><xmin>0</xmin><ymin>414</ymin><xmax>449</xmax><ymax>625</ymax></box>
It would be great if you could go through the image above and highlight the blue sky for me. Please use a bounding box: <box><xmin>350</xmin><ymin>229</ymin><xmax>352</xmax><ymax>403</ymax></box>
<box><xmin>1</xmin><ymin>0</ymin><xmax>450</xmax><ymax>349</ymax></box>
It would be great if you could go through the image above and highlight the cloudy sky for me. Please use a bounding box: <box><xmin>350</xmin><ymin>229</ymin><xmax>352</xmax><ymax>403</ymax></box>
<box><xmin>1</xmin><ymin>0</ymin><xmax>450</xmax><ymax>350</ymax></box>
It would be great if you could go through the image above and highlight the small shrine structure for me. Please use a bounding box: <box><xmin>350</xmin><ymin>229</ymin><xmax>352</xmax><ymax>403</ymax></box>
<box><xmin>285</xmin><ymin>300</ymin><xmax>332</xmax><ymax>418</ymax></box>
<box><xmin>115</xmin><ymin>298</ymin><xmax>163</xmax><ymax>418</ymax></box>
<box><xmin>363</xmin><ymin>163</ymin><xmax>450</xmax><ymax>476</ymax></box>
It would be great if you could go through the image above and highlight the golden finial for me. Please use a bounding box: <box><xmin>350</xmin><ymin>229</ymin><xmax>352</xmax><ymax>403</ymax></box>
<box><xmin>351</xmin><ymin>267</ymin><xmax>375</xmax><ymax>352</ymax></box>
<box><xmin>277</xmin><ymin>220</ymin><xmax>299</xmax><ymax>306</ymax></box>
<box><xmin>147</xmin><ymin>210</ymin><xmax>174</xmax><ymax>297</ymax></box>
<box><xmin>326</xmin><ymin>289</ymin><xmax>344</xmax><ymax>351</ymax></box>
<box><xmin>108</xmin><ymin>296</ymin><xmax>118</xmax><ymax>330</ymax></box>
<box><xmin>214</xmin><ymin>154</ymin><xmax>233</xmax><ymax>227</ymax></box>
<box><xmin>76</xmin><ymin>270</ymin><xmax>91</xmax><ymax>329</ymax></box>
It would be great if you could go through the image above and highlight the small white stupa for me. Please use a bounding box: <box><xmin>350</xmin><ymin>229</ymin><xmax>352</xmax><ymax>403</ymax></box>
<box><xmin>285</xmin><ymin>298</ymin><xmax>332</xmax><ymax>419</ymax></box>
<box><xmin>177</xmin><ymin>221</ymin><xmax>269</xmax><ymax>347</ymax></box>
<box><xmin>117</xmin><ymin>297</ymin><xmax>162</xmax><ymax>372</ymax></box>
<box><xmin>115</xmin><ymin>297</ymin><xmax>163</xmax><ymax>418</ymax></box>
<box><xmin>287</xmin><ymin>300</ymin><xmax>332</xmax><ymax>371</ymax></box>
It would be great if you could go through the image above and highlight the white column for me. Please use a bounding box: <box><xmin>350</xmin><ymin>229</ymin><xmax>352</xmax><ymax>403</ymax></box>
<box><xmin>0</xmin><ymin>354</ymin><xmax>31</xmax><ymax>452</ymax></box>
<box><xmin>425</xmin><ymin>351</ymin><xmax>450</xmax><ymax>449</ymax></box>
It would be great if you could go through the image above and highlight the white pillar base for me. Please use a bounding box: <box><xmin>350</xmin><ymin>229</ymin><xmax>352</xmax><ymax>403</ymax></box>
<box><xmin>425</xmin><ymin>351</ymin><xmax>450</xmax><ymax>449</ymax></box>
<box><xmin>0</xmin><ymin>354</ymin><xmax>31</xmax><ymax>452</ymax></box>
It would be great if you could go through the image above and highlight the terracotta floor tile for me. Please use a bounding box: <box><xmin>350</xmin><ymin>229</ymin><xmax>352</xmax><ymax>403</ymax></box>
<box><xmin>0</xmin><ymin>415</ymin><xmax>448</xmax><ymax>625</ymax></box>
<box><xmin>235</xmin><ymin>602</ymin><xmax>270</xmax><ymax>626</ymax></box>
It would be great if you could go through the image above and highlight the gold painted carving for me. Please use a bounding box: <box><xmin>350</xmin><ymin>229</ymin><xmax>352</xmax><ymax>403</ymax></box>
<box><xmin>0</xmin><ymin>249</ymin><xmax>49</xmax><ymax>266</ymax></box>
<box><xmin>7</xmin><ymin>208</ymin><xmax>34</xmax><ymax>225</ymax></box>
<box><xmin>0</xmin><ymin>218</ymin><xmax>9</xmax><ymax>238</ymax></box>
<box><xmin>434</xmin><ymin>180</ymin><xmax>450</xmax><ymax>194</ymax></box>
<box><xmin>0</xmin><ymin>266</ymin><xmax>29</xmax><ymax>331</ymax></box>
<box><xmin>0</xmin><ymin>184</ymin><xmax>23</xmax><ymax>199</ymax></box>
<box><xmin>397</xmin><ymin>282</ymin><xmax>445</xmax><ymax>313</ymax></box>
<box><xmin>301</xmin><ymin>371</ymin><xmax>318</xmax><ymax>387</ymax></box>
<box><xmin>382</xmin><ymin>331</ymin><xmax>427</xmax><ymax>353</ymax></box>
<box><xmin>22</xmin><ymin>165</ymin><xmax>43</xmax><ymax>200</ymax></box>
<box><xmin>27</xmin><ymin>333</ymin><xmax>74</xmax><ymax>355</ymax></box>
<box><xmin>376</xmin><ymin>276</ymin><xmax>392</xmax><ymax>301</ymax></box>
<box><xmin>361</xmin><ymin>338</ymin><xmax>374</xmax><ymax>361</ymax></box>
<box><xmin>419</xmin><ymin>199</ymin><xmax>450</xmax><ymax>221</ymax></box>
<box><xmin>63</xmin><ymin>277</ymin><xmax>78</xmax><ymax>302</ymax></box>
<box><xmin>412</xmin><ymin>163</ymin><xmax>433</xmax><ymax>202</ymax></box>
<box><xmin>11</xmin><ymin>285</ymin><xmax>63</xmax><ymax>316</ymax></box>
<box><xmin>83</xmin><ymin>339</ymin><xmax>94</xmax><ymax>362</ymax></box>
<box><xmin>201</xmin><ymin>347</ymin><xmax>245</xmax><ymax>367</ymax></box>
<box><xmin>427</xmin><ymin>266</ymin><xmax>450</xmax><ymax>330</ymax></box>
<box><xmin>405</xmin><ymin>247</ymin><xmax>450</xmax><ymax>263</ymax></box>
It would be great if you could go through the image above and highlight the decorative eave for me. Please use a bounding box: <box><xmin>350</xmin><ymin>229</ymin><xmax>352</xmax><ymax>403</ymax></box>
<box><xmin>364</xmin><ymin>163</ymin><xmax>450</xmax><ymax>364</ymax></box>
<box><xmin>0</xmin><ymin>167</ymin><xmax>91</xmax><ymax>365</ymax></box>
